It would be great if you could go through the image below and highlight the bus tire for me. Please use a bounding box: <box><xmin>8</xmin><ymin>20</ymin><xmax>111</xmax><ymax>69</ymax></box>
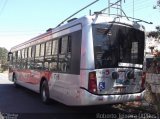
<box><xmin>40</xmin><ymin>80</ymin><xmax>50</xmax><ymax>104</ymax></box>
<box><xmin>13</xmin><ymin>74</ymin><xmax>18</xmax><ymax>88</ymax></box>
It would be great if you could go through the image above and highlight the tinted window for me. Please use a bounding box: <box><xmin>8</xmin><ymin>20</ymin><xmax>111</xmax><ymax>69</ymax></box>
<box><xmin>13</xmin><ymin>52</ymin><xmax>16</xmax><ymax>62</ymax></box>
<box><xmin>21</xmin><ymin>49</ymin><xmax>25</xmax><ymax>59</ymax></box>
<box><xmin>35</xmin><ymin>44</ymin><xmax>40</xmax><ymax>57</ymax></box>
<box><xmin>28</xmin><ymin>47</ymin><xmax>32</xmax><ymax>58</ymax></box>
<box><xmin>59</xmin><ymin>36</ymin><xmax>69</xmax><ymax>54</ymax></box>
<box><xmin>52</xmin><ymin>40</ymin><xmax>58</xmax><ymax>55</ymax></box>
<box><xmin>50</xmin><ymin>62</ymin><xmax>57</xmax><ymax>71</ymax></box>
<box><xmin>93</xmin><ymin>24</ymin><xmax>145</xmax><ymax>69</ymax></box>
<box><xmin>31</xmin><ymin>46</ymin><xmax>35</xmax><ymax>58</ymax></box>
<box><xmin>40</xmin><ymin>43</ymin><xmax>45</xmax><ymax>56</ymax></box>
<box><xmin>46</xmin><ymin>41</ymin><xmax>52</xmax><ymax>56</ymax></box>
<box><xmin>18</xmin><ymin>50</ymin><xmax>21</xmax><ymax>59</ymax></box>
<box><xmin>24</xmin><ymin>48</ymin><xmax>28</xmax><ymax>58</ymax></box>
<box><xmin>58</xmin><ymin>36</ymin><xmax>71</xmax><ymax>73</ymax></box>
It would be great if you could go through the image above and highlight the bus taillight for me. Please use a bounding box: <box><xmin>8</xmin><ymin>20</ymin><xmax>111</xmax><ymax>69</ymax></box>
<box><xmin>88</xmin><ymin>72</ymin><xmax>97</xmax><ymax>93</ymax></box>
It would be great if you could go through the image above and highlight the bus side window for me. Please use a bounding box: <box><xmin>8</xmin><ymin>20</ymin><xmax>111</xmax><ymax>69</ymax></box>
<box><xmin>28</xmin><ymin>46</ymin><xmax>35</xmax><ymax>70</ymax></box>
<box><xmin>27</xmin><ymin>47</ymin><xmax>32</xmax><ymax>69</ymax></box>
<box><xmin>35</xmin><ymin>62</ymin><xmax>43</xmax><ymax>70</ymax></box>
<box><xmin>28</xmin><ymin>47</ymin><xmax>32</xmax><ymax>58</ymax></box>
<box><xmin>21</xmin><ymin>48</ymin><xmax>27</xmax><ymax>69</ymax></box>
<box><xmin>68</xmin><ymin>36</ymin><xmax>72</xmax><ymax>53</ymax></box>
<box><xmin>44</xmin><ymin>39</ymin><xmax>58</xmax><ymax>72</ymax></box>
<box><xmin>14</xmin><ymin>51</ymin><xmax>18</xmax><ymax>68</ymax></box>
<box><xmin>31</xmin><ymin>46</ymin><xmax>36</xmax><ymax>58</ymax></box>
<box><xmin>40</xmin><ymin>43</ymin><xmax>45</xmax><ymax>57</ymax></box>
<box><xmin>8</xmin><ymin>52</ymin><xmax>13</xmax><ymax>65</ymax></box>
<box><xmin>49</xmin><ymin>40</ymin><xmax>58</xmax><ymax>71</ymax></box>
<box><xmin>28</xmin><ymin>61</ymin><xmax>34</xmax><ymax>69</ymax></box>
<box><xmin>46</xmin><ymin>41</ymin><xmax>52</xmax><ymax>56</ymax></box>
<box><xmin>58</xmin><ymin>36</ymin><xmax>71</xmax><ymax>73</ymax></box>
<box><xmin>17</xmin><ymin>50</ymin><xmax>22</xmax><ymax>69</ymax></box>
<box><xmin>35</xmin><ymin>44</ymin><xmax>40</xmax><ymax>58</ymax></box>
<box><xmin>24</xmin><ymin>48</ymin><xmax>28</xmax><ymax>59</ymax></box>
<box><xmin>52</xmin><ymin>40</ymin><xmax>58</xmax><ymax>55</ymax></box>
<box><xmin>50</xmin><ymin>62</ymin><xmax>57</xmax><ymax>71</ymax></box>
<box><xmin>34</xmin><ymin>44</ymin><xmax>45</xmax><ymax>70</ymax></box>
<box><xmin>21</xmin><ymin>49</ymin><xmax>25</xmax><ymax>59</ymax></box>
<box><xmin>44</xmin><ymin>62</ymin><xmax>49</xmax><ymax>70</ymax></box>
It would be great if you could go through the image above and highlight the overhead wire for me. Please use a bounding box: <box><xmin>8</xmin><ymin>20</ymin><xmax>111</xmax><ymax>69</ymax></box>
<box><xmin>120</xmin><ymin>0</ymin><xmax>153</xmax><ymax>21</ymax></box>
<box><xmin>0</xmin><ymin>0</ymin><xmax>8</xmax><ymax>16</ymax></box>
<box><xmin>123</xmin><ymin>0</ymin><xmax>151</xmax><ymax>8</ymax></box>
<box><xmin>124</xmin><ymin>0</ymin><xmax>151</xmax><ymax>12</ymax></box>
<box><xmin>107</xmin><ymin>0</ymin><xmax>151</xmax><ymax>17</ymax></box>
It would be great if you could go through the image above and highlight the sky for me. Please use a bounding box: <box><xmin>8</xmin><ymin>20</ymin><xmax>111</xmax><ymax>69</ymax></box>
<box><xmin>0</xmin><ymin>0</ymin><xmax>159</xmax><ymax>50</ymax></box>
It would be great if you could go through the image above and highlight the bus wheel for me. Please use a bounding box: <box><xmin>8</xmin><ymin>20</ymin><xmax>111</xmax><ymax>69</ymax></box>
<box><xmin>40</xmin><ymin>80</ymin><xmax>50</xmax><ymax>104</ymax></box>
<box><xmin>13</xmin><ymin>75</ymin><xmax>18</xmax><ymax>87</ymax></box>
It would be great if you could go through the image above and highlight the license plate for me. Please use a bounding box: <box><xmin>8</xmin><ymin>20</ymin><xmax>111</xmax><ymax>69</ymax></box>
<box><xmin>115</xmin><ymin>87</ymin><xmax>126</xmax><ymax>93</ymax></box>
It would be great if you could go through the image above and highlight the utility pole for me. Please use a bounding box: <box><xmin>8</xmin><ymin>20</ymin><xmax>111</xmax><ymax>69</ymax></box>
<box><xmin>108</xmin><ymin>0</ymin><xmax>122</xmax><ymax>16</ymax></box>
<box><xmin>108</xmin><ymin>0</ymin><xmax>110</xmax><ymax>16</ymax></box>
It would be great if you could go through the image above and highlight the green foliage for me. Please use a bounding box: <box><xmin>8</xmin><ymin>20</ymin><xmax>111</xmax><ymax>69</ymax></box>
<box><xmin>157</xmin><ymin>0</ymin><xmax>160</xmax><ymax>7</ymax></box>
<box><xmin>0</xmin><ymin>47</ymin><xmax>8</xmax><ymax>72</ymax></box>
<box><xmin>154</xmin><ymin>0</ymin><xmax>160</xmax><ymax>9</ymax></box>
<box><xmin>147</xmin><ymin>31</ymin><xmax>159</xmax><ymax>38</ymax></box>
<box><xmin>156</xmin><ymin>26</ymin><xmax>160</xmax><ymax>32</ymax></box>
<box><xmin>147</xmin><ymin>26</ymin><xmax>160</xmax><ymax>39</ymax></box>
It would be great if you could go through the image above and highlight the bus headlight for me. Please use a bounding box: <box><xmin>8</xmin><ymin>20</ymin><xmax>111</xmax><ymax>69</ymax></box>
<box><xmin>112</xmin><ymin>72</ymin><xmax>119</xmax><ymax>79</ymax></box>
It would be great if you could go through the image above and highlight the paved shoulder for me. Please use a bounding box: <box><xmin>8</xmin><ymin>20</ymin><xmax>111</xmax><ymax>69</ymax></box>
<box><xmin>0</xmin><ymin>72</ymin><xmax>12</xmax><ymax>84</ymax></box>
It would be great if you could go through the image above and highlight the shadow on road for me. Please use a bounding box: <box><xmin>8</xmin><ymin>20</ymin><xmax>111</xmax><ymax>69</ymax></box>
<box><xmin>0</xmin><ymin>83</ymin><xmax>126</xmax><ymax>119</ymax></box>
<box><xmin>0</xmin><ymin>83</ymin><xmax>157</xmax><ymax>119</ymax></box>
<box><xmin>0</xmin><ymin>83</ymin><xmax>122</xmax><ymax>111</ymax></box>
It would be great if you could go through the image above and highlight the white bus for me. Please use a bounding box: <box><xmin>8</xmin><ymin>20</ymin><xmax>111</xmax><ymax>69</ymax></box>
<box><xmin>8</xmin><ymin>13</ymin><xmax>145</xmax><ymax>106</ymax></box>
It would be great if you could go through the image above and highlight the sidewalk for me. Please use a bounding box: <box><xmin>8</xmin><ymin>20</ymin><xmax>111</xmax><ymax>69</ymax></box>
<box><xmin>125</xmin><ymin>100</ymin><xmax>157</xmax><ymax>113</ymax></box>
<box><xmin>0</xmin><ymin>70</ymin><xmax>8</xmax><ymax>76</ymax></box>
<box><xmin>0</xmin><ymin>71</ymin><xmax>12</xmax><ymax>84</ymax></box>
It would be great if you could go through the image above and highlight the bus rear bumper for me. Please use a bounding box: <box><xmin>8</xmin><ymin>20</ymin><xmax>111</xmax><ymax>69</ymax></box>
<box><xmin>80</xmin><ymin>89</ymin><xmax>145</xmax><ymax>106</ymax></box>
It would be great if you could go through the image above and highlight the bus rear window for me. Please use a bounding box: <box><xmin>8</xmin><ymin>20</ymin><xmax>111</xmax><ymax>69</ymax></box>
<box><xmin>92</xmin><ymin>24</ymin><xmax>145</xmax><ymax>69</ymax></box>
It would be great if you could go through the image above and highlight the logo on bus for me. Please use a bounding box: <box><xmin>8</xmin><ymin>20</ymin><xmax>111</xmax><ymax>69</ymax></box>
<box><xmin>99</xmin><ymin>82</ymin><xmax>105</xmax><ymax>90</ymax></box>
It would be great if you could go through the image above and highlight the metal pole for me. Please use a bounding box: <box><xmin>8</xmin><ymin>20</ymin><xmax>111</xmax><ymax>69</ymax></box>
<box><xmin>57</xmin><ymin>0</ymin><xmax>99</xmax><ymax>27</ymax></box>
<box><xmin>133</xmin><ymin>0</ymin><xmax>134</xmax><ymax>21</ymax></box>
<box><xmin>108</xmin><ymin>0</ymin><xmax>110</xmax><ymax>16</ymax></box>
<box><xmin>120</xmin><ymin>0</ymin><xmax>122</xmax><ymax>16</ymax></box>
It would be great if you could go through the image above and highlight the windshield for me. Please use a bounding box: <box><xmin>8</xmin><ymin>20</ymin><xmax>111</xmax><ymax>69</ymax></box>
<box><xmin>92</xmin><ymin>24</ymin><xmax>145</xmax><ymax>69</ymax></box>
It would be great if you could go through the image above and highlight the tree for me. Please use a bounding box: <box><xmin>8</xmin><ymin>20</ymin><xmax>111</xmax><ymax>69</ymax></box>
<box><xmin>156</xmin><ymin>26</ymin><xmax>160</xmax><ymax>32</ymax></box>
<box><xmin>153</xmin><ymin>0</ymin><xmax>160</xmax><ymax>9</ymax></box>
<box><xmin>157</xmin><ymin>0</ymin><xmax>160</xmax><ymax>7</ymax></box>
<box><xmin>0</xmin><ymin>47</ymin><xmax>8</xmax><ymax>72</ymax></box>
<box><xmin>147</xmin><ymin>26</ymin><xmax>160</xmax><ymax>39</ymax></box>
<box><xmin>147</xmin><ymin>31</ymin><xmax>159</xmax><ymax>38</ymax></box>
<box><xmin>156</xmin><ymin>25</ymin><xmax>160</xmax><ymax>40</ymax></box>
<box><xmin>151</xmin><ymin>0</ymin><xmax>160</xmax><ymax>39</ymax></box>
<box><xmin>147</xmin><ymin>26</ymin><xmax>160</xmax><ymax>54</ymax></box>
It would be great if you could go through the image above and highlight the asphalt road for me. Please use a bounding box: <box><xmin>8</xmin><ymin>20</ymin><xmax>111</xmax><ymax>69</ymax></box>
<box><xmin>0</xmin><ymin>72</ymin><xmax>158</xmax><ymax>119</ymax></box>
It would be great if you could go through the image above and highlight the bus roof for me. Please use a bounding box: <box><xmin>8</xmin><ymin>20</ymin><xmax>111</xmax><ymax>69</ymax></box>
<box><xmin>10</xmin><ymin>14</ymin><xmax>144</xmax><ymax>52</ymax></box>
